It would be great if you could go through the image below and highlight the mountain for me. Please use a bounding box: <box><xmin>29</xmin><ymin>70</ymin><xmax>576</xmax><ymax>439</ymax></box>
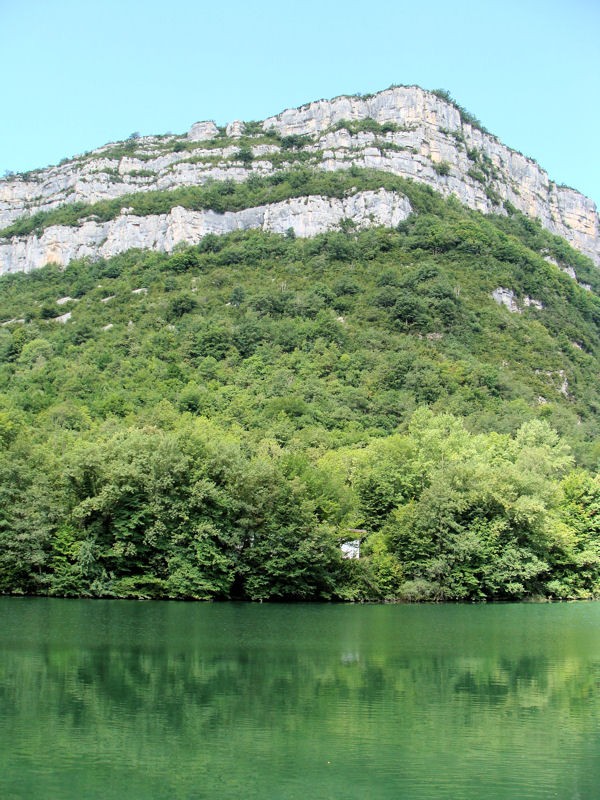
<box><xmin>1</xmin><ymin>86</ymin><xmax>598</xmax><ymax>273</ymax></box>
<box><xmin>0</xmin><ymin>87</ymin><xmax>599</xmax><ymax>603</ymax></box>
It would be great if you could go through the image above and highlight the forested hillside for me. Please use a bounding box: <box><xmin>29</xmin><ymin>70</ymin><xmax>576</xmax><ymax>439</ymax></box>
<box><xmin>0</xmin><ymin>173</ymin><xmax>599</xmax><ymax>601</ymax></box>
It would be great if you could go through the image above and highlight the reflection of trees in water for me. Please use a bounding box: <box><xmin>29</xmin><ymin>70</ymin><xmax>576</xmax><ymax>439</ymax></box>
<box><xmin>2</xmin><ymin>618</ymin><xmax>600</xmax><ymax>799</ymax></box>
<box><xmin>451</xmin><ymin>654</ymin><xmax>600</xmax><ymax>715</ymax></box>
<box><xmin>3</xmin><ymin>645</ymin><xmax>600</xmax><ymax>734</ymax></box>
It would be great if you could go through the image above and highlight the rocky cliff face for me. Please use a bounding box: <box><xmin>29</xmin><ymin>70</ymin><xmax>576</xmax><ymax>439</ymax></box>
<box><xmin>1</xmin><ymin>86</ymin><xmax>598</xmax><ymax>273</ymax></box>
<box><xmin>263</xmin><ymin>87</ymin><xmax>599</xmax><ymax>264</ymax></box>
<box><xmin>0</xmin><ymin>190</ymin><xmax>411</xmax><ymax>274</ymax></box>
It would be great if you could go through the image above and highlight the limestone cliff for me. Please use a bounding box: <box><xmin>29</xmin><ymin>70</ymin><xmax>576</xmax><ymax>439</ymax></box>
<box><xmin>0</xmin><ymin>190</ymin><xmax>411</xmax><ymax>274</ymax></box>
<box><xmin>0</xmin><ymin>86</ymin><xmax>598</xmax><ymax>273</ymax></box>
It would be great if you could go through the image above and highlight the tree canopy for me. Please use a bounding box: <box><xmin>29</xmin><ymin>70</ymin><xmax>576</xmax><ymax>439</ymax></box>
<box><xmin>0</xmin><ymin>186</ymin><xmax>599</xmax><ymax>600</ymax></box>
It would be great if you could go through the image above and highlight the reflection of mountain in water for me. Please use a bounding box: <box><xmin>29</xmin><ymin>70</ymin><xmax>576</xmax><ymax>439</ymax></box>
<box><xmin>1</xmin><ymin>599</ymin><xmax>599</xmax><ymax>799</ymax></box>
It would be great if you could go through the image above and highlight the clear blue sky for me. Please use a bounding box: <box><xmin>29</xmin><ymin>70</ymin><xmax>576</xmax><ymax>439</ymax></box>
<box><xmin>1</xmin><ymin>0</ymin><xmax>599</xmax><ymax>206</ymax></box>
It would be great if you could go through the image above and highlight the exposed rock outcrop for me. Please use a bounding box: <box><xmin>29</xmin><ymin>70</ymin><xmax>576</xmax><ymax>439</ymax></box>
<box><xmin>0</xmin><ymin>189</ymin><xmax>411</xmax><ymax>273</ymax></box>
<box><xmin>492</xmin><ymin>287</ymin><xmax>544</xmax><ymax>313</ymax></box>
<box><xmin>1</xmin><ymin>86</ymin><xmax>598</xmax><ymax>272</ymax></box>
<box><xmin>225</xmin><ymin>120</ymin><xmax>245</xmax><ymax>138</ymax></box>
<box><xmin>263</xmin><ymin>87</ymin><xmax>600</xmax><ymax>265</ymax></box>
<box><xmin>187</xmin><ymin>121</ymin><xmax>220</xmax><ymax>142</ymax></box>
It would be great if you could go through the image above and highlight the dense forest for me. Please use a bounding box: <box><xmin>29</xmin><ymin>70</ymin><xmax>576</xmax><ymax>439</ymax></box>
<box><xmin>0</xmin><ymin>172</ymin><xmax>599</xmax><ymax>601</ymax></box>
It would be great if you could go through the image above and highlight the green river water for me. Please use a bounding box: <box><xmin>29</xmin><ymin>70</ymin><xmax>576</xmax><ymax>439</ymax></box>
<box><xmin>1</xmin><ymin>598</ymin><xmax>599</xmax><ymax>799</ymax></box>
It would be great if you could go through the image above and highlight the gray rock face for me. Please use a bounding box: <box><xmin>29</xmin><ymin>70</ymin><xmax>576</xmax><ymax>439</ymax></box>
<box><xmin>492</xmin><ymin>287</ymin><xmax>544</xmax><ymax>313</ymax></box>
<box><xmin>0</xmin><ymin>190</ymin><xmax>411</xmax><ymax>274</ymax></box>
<box><xmin>1</xmin><ymin>86</ymin><xmax>598</xmax><ymax>272</ymax></box>
<box><xmin>225</xmin><ymin>120</ymin><xmax>245</xmax><ymax>138</ymax></box>
<box><xmin>492</xmin><ymin>287</ymin><xmax>521</xmax><ymax>313</ymax></box>
<box><xmin>187</xmin><ymin>121</ymin><xmax>219</xmax><ymax>141</ymax></box>
<box><xmin>264</xmin><ymin>86</ymin><xmax>600</xmax><ymax>265</ymax></box>
<box><xmin>263</xmin><ymin>86</ymin><xmax>462</xmax><ymax>135</ymax></box>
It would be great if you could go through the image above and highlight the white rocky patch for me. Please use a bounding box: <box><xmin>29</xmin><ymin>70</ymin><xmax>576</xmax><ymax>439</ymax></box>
<box><xmin>492</xmin><ymin>288</ymin><xmax>521</xmax><ymax>313</ymax></box>
<box><xmin>1</xmin><ymin>88</ymin><xmax>598</xmax><ymax>270</ymax></box>
<box><xmin>187</xmin><ymin>121</ymin><xmax>219</xmax><ymax>142</ymax></box>
<box><xmin>523</xmin><ymin>296</ymin><xmax>544</xmax><ymax>310</ymax></box>
<box><xmin>226</xmin><ymin>120</ymin><xmax>245</xmax><ymax>138</ymax></box>
<box><xmin>0</xmin><ymin>190</ymin><xmax>412</xmax><ymax>273</ymax></box>
<box><xmin>492</xmin><ymin>288</ymin><xmax>543</xmax><ymax>313</ymax></box>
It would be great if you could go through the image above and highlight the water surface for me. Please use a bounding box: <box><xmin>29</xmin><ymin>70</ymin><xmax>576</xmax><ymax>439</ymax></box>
<box><xmin>1</xmin><ymin>599</ymin><xmax>599</xmax><ymax>799</ymax></box>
